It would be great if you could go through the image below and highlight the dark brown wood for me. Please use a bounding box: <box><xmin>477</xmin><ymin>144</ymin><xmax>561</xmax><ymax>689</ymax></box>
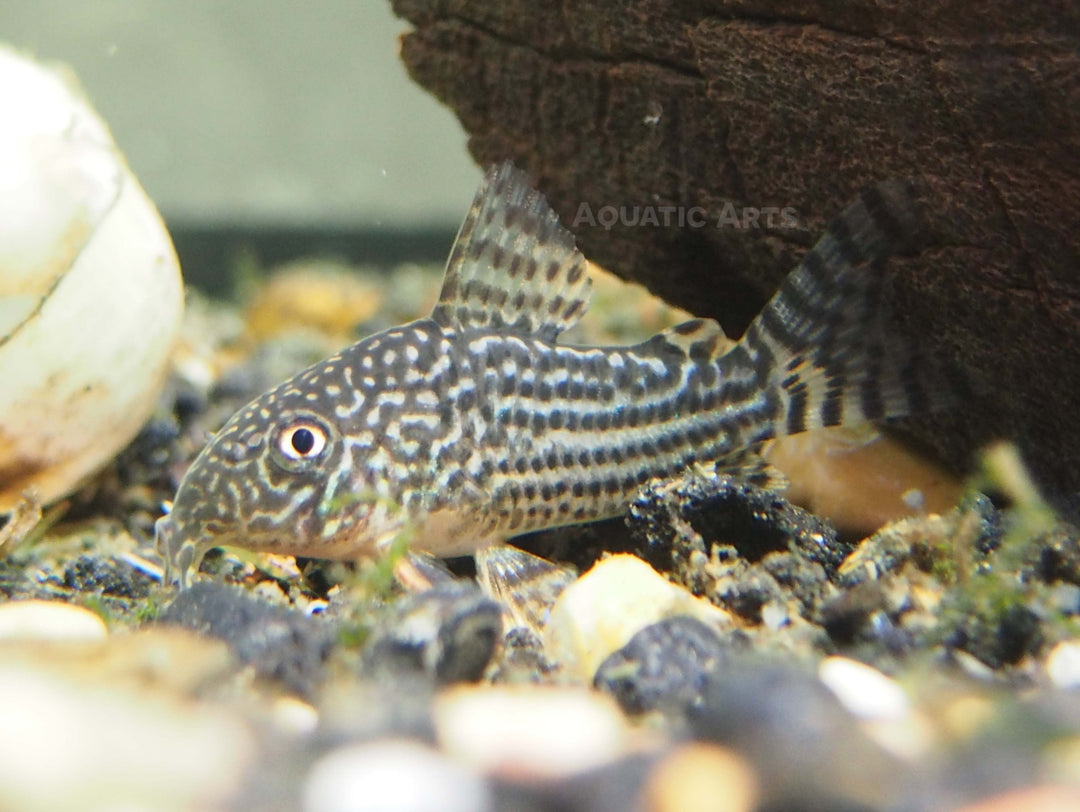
<box><xmin>392</xmin><ymin>0</ymin><xmax>1080</xmax><ymax>511</ymax></box>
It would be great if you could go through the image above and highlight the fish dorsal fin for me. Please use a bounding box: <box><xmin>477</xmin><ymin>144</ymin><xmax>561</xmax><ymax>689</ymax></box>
<box><xmin>431</xmin><ymin>162</ymin><xmax>591</xmax><ymax>341</ymax></box>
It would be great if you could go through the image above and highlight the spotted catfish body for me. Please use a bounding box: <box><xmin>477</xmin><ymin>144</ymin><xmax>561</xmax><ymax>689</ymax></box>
<box><xmin>157</xmin><ymin>163</ymin><xmax>941</xmax><ymax>584</ymax></box>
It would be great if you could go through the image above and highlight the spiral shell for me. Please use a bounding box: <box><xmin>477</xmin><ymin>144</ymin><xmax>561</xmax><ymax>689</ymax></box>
<box><xmin>0</xmin><ymin>47</ymin><xmax>184</xmax><ymax>510</ymax></box>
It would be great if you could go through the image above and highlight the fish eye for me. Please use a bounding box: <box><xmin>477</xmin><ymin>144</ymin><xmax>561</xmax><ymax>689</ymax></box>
<box><xmin>274</xmin><ymin>420</ymin><xmax>330</xmax><ymax>464</ymax></box>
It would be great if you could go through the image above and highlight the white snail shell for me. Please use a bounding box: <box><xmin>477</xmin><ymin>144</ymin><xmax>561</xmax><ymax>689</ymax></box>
<box><xmin>0</xmin><ymin>47</ymin><xmax>184</xmax><ymax>510</ymax></box>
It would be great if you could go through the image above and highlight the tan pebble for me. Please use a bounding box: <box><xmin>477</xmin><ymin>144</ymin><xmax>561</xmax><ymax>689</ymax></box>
<box><xmin>1046</xmin><ymin>640</ymin><xmax>1080</xmax><ymax>689</ymax></box>
<box><xmin>1042</xmin><ymin>737</ymin><xmax>1080</xmax><ymax>786</ymax></box>
<box><xmin>434</xmin><ymin>684</ymin><xmax>629</xmax><ymax>779</ymax></box>
<box><xmin>865</xmin><ymin>712</ymin><xmax>936</xmax><ymax>762</ymax></box>
<box><xmin>0</xmin><ymin>663</ymin><xmax>254</xmax><ymax>810</ymax></box>
<box><xmin>86</xmin><ymin>627</ymin><xmax>232</xmax><ymax>692</ymax></box>
<box><xmin>0</xmin><ymin>600</ymin><xmax>107</xmax><ymax>643</ymax></box>
<box><xmin>271</xmin><ymin>695</ymin><xmax>319</xmax><ymax>736</ymax></box>
<box><xmin>644</xmin><ymin>742</ymin><xmax>758</xmax><ymax>812</ymax></box>
<box><xmin>543</xmin><ymin>554</ymin><xmax>729</xmax><ymax>681</ymax></box>
<box><xmin>939</xmin><ymin>695</ymin><xmax>997</xmax><ymax>741</ymax></box>
<box><xmin>0</xmin><ymin>489</ymin><xmax>43</xmax><ymax>553</ymax></box>
<box><xmin>244</xmin><ymin>261</ymin><xmax>382</xmax><ymax>343</ymax></box>
<box><xmin>953</xmin><ymin>785</ymin><xmax>1080</xmax><ymax>812</ymax></box>
<box><xmin>303</xmin><ymin>738</ymin><xmax>491</xmax><ymax>812</ymax></box>
<box><xmin>907</xmin><ymin>577</ymin><xmax>945</xmax><ymax>613</ymax></box>
<box><xmin>765</xmin><ymin>426</ymin><xmax>962</xmax><ymax>537</ymax></box>
<box><xmin>0</xmin><ymin>627</ymin><xmax>233</xmax><ymax>696</ymax></box>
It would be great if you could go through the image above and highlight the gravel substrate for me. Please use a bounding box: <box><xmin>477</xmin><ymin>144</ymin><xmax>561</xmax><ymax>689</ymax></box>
<box><xmin>1</xmin><ymin>261</ymin><xmax>1079</xmax><ymax>811</ymax></box>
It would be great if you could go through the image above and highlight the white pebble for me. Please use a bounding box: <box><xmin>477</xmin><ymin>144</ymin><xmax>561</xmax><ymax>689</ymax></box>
<box><xmin>303</xmin><ymin>739</ymin><xmax>491</xmax><ymax>812</ymax></box>
<box><xmin>760</xmin><ymin>600</ymin><xmax>790</xmax><ymax>631</ymax></box>
<box><xmin>434</xmin><ymin>684</ymin><xmax>629</xmax><ymax>779</ymax></box>
<box><xmin>1047</xmin><ymin>640</ymin><xmax>1080</xmax><ymax>690</ymax></box>
<box><xmin>0</xmin><ymin>600</ymin><xmax>107</xmax><ymax>643</ymax></box>
<box><xmin>270</xmin><ymin>696</ymin><xmax>319</xmax><ymax>736</ymax></box>
<box><xmin>819</xmin><ymin>657</ymin><xmax>935</xmax><ymax>761</ymax></box>
<box><xmin>818</xmin><ymin>656</ymin><xmax>909</xmax><ymax>721</ymax></box>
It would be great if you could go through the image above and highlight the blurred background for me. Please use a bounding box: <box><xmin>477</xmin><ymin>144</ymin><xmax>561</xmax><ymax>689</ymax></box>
<box><xmin>1</xmin><ymin>1</ymin><xmax>478</xmax><ymax>290</ymax></box>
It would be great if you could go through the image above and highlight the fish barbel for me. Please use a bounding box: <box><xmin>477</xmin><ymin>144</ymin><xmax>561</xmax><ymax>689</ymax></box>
<box><xmin>156</xmin><ymin>163</ymin><xmax>946</xmax><ymax>586</ymax></box>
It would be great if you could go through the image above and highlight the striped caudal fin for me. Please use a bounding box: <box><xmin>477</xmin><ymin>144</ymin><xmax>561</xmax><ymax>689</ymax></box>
<box><xmin>723</xmin><ymin>182</ymin><xmax>954</xmax><ymax>441</ymax></box>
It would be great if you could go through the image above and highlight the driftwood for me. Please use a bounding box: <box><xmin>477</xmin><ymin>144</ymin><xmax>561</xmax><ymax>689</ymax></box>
<box><xmin>393</xmin><ymin>0</ymin><xmax>1080</xmax><ymax>510</ymax></box>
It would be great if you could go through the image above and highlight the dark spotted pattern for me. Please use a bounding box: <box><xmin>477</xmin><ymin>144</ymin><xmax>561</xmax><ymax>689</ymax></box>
<box><xmin>158</xmin><ymin>166</ymin><xmax>950</xmax><ymax>584</ymax></box>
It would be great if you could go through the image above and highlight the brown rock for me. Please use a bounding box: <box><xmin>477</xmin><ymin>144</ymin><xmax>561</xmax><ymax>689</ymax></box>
<box><xmin>392</xmin><ymin>1</ymin><xmax>1080</xmax><ymax>510</ymax></box>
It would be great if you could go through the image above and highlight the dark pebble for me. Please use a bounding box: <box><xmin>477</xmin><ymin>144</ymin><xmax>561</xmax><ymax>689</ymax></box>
<box><xmin>122</xmin><ymin>414</ymin><xmax>181</xmax><ymax>471</ymax></box>
<box><xmin>962</xmin><ymin>492</ymin><xmax>1005</xmax><ymax>558</ymax></box>
<box><xmin>903</xmin><ymin>695</ymin><xmax>1079</xmax><ymax>811</ymax></box>
<box><xmin>157</xmin><ymin>581</ymin><xmax>333</xmax><ymax>697</ymax></box>
<box><xmin>629</xmin><ymin>472</ymin><xmax>848</xmax><ymax>575</ymax></box>
<box><xmin>491</xmin><ymin>752</ymin><xmax>659</xmax><ymax>812</ymax></box>
<box><xmin>942</xmin><ymin>601</ymin><xmax>1044</xmax><ymax>669</ymax></box>
<box><xmin>717</xmin><ymin>567</ymin><xmax>785</xmax><ymax>623</ymax></box>
<box><xmin>688</xmin><ymin>663</ymin><xmax>902</xmax><ymax>809</ymax></box>
<box><xmin>363</xmin><ymin>581</ymin><xmax>502</xmax><ymax>684</ymax></box>
<box><xmin>594</xmin><ymin>616</ymin><xmax>743</xmax><ymax>715</ymax></box>
<box><xmin>170</xmin><ymin>381</ymin><xmax>207</xmax><ymax>424</ymax></box>
<box><xmin>1036</xmin><ymin>524</ymin><xmax>1080</xmax><ymax>585</ymax></box>
<box><xmin>761</xmin><ymin>550</ymin><xmax>829</xmax><ymax>612</ymax></box>
<box><xmin>210</xmin><ymin>364</ymin><xmax>264</xmax><ymax>401</ymax></box>
<box><xmin>819</xmin><ymin>580</ymin><xmax>890</xmax><ymax>645</ymax></box>
<box><xmin>62</xmin><ymin>554</ymin><xmax>156</xmax><ymax>600</ymax></box>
